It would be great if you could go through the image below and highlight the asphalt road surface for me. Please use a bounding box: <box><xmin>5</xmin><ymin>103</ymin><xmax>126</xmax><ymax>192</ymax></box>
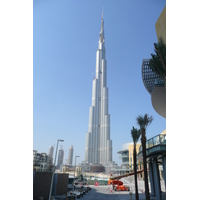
<box><xmin>80</xmin><ymin>185</ymin><xmax>147</xmax><ymax>200</ymax></box>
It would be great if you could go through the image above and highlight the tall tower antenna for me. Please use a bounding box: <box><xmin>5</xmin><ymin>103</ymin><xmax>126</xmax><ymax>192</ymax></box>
<box><xmin>99</xmin><ymin>8</ymin><xmax>104</xmax><ymax>43</ymax></box>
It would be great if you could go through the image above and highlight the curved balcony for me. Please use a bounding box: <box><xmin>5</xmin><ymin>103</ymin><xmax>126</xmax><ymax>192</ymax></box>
<box><xmin>141</xmin><ymin>59</ymin><xmax>166</xmax><ymax>118</ymax></box>
<box><xmin>151</xmin><ymin>83</ymin><xmax>166</xmax><ymax>118</ymax></box>
<box><xmin>138</xmin><ymin>133</ymin><xmax>166</xmax><ymax>162</ymax></box>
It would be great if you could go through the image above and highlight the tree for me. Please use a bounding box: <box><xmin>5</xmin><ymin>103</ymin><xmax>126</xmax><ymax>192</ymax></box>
<box><xmin>136</xmin><ymin>114</ymin><xmax>153</xmax><ymax>200</ymax></box>
<box><xmin>149</xmin><ymin>37</ymin><xmax>166</xmax><ymax>86</ymax></box>
<box><xmin>131</xmin><ymin>126</ymin><xmax>141</xmax><ymax>200</ymax></box>
<box><xmin>80</xmin><ymin>174</ymin><xmax>83</xmax><ymax>181</ymax></box>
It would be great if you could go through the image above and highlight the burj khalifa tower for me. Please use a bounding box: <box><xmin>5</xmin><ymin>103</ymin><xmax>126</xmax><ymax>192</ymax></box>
<box><xmin>85</xmin><ymin>13</ymin><xmax>112</xmax><ymax>165</ymax></box>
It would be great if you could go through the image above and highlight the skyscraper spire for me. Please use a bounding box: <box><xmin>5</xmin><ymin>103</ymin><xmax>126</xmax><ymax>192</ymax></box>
<box><xmin>99</xmin><ymin>9</ymin><xmax>104</xmax><ymax>43</ymax></box>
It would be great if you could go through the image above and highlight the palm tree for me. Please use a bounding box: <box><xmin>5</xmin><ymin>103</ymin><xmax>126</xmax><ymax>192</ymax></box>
<box><xmin>149</xmin><ymin>37</ymin><xmax>166</xmax><ymax>86</ymax></box>
<box><xmin>131</xmin><ymin>126</ymin><xmax>141</xmax><ymax>200</ymax></box>
<box><xmin>136</xmin><ymin>114</ymin><xmax>153</xmax><ymax>200</ymax></box>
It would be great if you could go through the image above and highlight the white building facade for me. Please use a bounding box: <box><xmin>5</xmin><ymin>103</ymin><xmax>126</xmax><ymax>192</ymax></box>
<box><xmin>48</xmin><ymin>145</ymin><xmax>54</xmax><ymax>159</ymax></box>
<box><xmin>57</xmin><ymin>147</ymin><xmax>64</xmax><ymax>168</ymax></box>
<box><xmin>67</xmin><ymin>145</ymin><xmax>73</xmax><ymax>165</ymax></box>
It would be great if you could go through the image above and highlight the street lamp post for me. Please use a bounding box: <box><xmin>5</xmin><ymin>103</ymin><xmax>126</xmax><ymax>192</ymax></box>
<box><xmin>89</xmin><ymin>163</ymin><xmax>92</xmax><ymax>177</ymax></box>
<box><xmin>48</xmin><ymin>139</ymin><xmax>64</xmax><ymax>200</ymax></box>
<box><xmin>73</xmin><ymin>155</ymin><xmax>80</xmax><ymax>194</ymax></box>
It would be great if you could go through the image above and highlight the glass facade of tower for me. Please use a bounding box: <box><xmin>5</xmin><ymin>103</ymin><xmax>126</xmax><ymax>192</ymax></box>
<box><xmin>85</xmin><ymin>14</ymin><xmax>112</xmax><ymax>165</ymax></box>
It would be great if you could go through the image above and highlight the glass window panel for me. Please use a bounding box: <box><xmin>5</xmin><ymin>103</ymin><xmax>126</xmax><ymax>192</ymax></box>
<box><xmin>149</xmin><ymin>138</ymin><xmax>153</xmax><ymax>148</ymax></box>
<box><xmin>160</xmin><ymin>134</ymin><xmax>166</xmax><ymax>144</ymax></box>
<box><xmin>153</xmin><ymin>135</ymin><xmax>160</xmax><ymax>146</ymax></box>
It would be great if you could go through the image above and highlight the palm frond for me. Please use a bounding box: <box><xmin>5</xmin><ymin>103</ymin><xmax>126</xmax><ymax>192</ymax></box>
<box><xmin>136</xmin><ymin>114</ymin><xmax>153</xmax><ymax>129</ymax></box>
<box><xmin>136</xmin><ymin>115</ymin><xmax>144</xmax><ymax>128</ymax></box>
<box><xmin>144</xmin><ymin>114</ymin><xmax>153</xmax><ymax>128</ymax></box>
<box><xmin>131</xmin><ymin>126</ymin><xmax>140</xmax><ymax>144</ymax></box>
<box><xmin>149</xmin><ymin>37</ymin><xmax>166</xmax><ymax>84</ymax></box>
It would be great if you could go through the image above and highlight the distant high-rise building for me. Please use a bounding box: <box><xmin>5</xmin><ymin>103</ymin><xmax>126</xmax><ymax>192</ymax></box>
<box><xmin>85</xmin><ymin>12</ymin><xmax>112</xmax><ymax>165</ymax></box>
<box><xmin>48</xmin><ymin>145</ymin><xmax>54</xmax><ymax>159</ymax></box>
<box><xmin>57</xmin><ymin>147</ymin><xmax>64</xmax><ymax>168</ymax></box>
<box><xmin>67</xmin><ymin>145</ymin><xmax>73</xmax><ymax>165</ymax></box>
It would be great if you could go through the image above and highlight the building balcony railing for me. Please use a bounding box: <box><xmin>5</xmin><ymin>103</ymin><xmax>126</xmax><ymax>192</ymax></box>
<box><xmin>137</xmin><ymin>133</ymin><xmax>166</xmax><ymax>163</ymax></box>
<box><xmin>139</xmin><ymin>133</ymin><xmax>166</xmax><ymax>153</ymax></box>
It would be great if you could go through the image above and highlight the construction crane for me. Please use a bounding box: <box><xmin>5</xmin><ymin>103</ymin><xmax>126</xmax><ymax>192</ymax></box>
<box><xmin>108</xmin><ymin>169</ymin><xmax>144</xmax><ymax>191</ymax></box>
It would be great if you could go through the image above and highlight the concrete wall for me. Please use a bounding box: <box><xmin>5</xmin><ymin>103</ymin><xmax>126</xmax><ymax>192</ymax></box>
<box><xmin>53</xmin><ymin>173</ymin><xmax>69</xmax><ymax>196</ymax></box>
<box><xmin>33</xmin><ymin>171</ymin><xmax>52</xmax><ymax>200</ymax></box>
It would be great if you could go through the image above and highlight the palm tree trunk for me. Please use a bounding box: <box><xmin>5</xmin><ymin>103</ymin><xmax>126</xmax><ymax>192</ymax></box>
<box><xmin>141</xmin><ymin>132</ymin><xmax>150</xmax><ymax>200</ymax></box>
<box><xmin>134</xmin><ymin>147</ymin><xmax>139</xmax><ymax>200</ymax></box>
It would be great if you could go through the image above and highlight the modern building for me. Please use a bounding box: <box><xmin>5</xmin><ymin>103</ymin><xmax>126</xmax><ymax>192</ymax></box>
<box><xmin>155</xmin><ymin>6</ymin><xmax>166</xmax><ymax>44</ymax></box>
<box><xmin>85</xmin><ymin>12</ymin><xmax>112</xmax><ymax>166</ymax></box>
<box><xmin>140</xmin><ymin>6</ymin><xmax>166</xmax><ymax>200</ymax></box>
<box><xmin>57</xmin><ymin>147</ymin><xmax>64</xmax><ymax>168</ymax></box>
<box><xmin>137</xmin><ymin>131</ymin><xmax>166</xmax><ymax>199</ymax></box>
<box><xmin>33</xmin><ymin>150</ymin><xmax>53</xmax><ymax>171</ymax></box>
<box><xmin>48</xmin><ymin>145</ymin><xmax>54</xmax><ymax>160</ymax></box>
<box><xmin>67</xmin><ymin>145</ymin><xmax>73</xmax><ymax>165</ymax></box>
<box><xmin>117</xmin><ymin>143</ymin><xmax>143</xmax><ymax>178</ymax></box>
<box><xmin>117</xmin><ymin>143</ymin><xmax>130</xmax><ymax>170</ymax></box>
<box><xmin>128</xmin><ymin>143</ymin><xmax>142</xmax><ymax>170</ymax></box>
<box><xmin>141</xmin><ymin>5</ymin><xmax>166</xmax><ymax>118</ymax></box>
<box><xmin>141</xmin><ymin>59</ymin><xmax>166</xmax><ymax>118</ymax></box>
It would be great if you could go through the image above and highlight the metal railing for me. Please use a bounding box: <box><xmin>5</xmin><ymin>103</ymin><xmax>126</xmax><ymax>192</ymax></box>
<box><xmin>139</xmin><ymin>133</ymin><xmax>166</xmax><ymax>153</ymax></box>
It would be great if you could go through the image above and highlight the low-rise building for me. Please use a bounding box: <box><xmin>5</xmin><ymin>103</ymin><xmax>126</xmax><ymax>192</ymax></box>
<box><xmin>33</xmin><ymin>150</ymin><xmax>53</xmax><ymax>171</ymax></box>
<box><xmin>117</xmin><ymin>143</ymin><xmax>143</xmax><ymax>178</ymax></box>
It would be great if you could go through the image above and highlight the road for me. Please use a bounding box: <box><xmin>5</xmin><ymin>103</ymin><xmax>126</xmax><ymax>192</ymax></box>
<box><xmin>80</xmin><ymin>181</ymin><xmax>166</xmax><ymax>200</ymax></box>
<box><xmin>80</xmin><ymin>184</ymin><xmax>146</xmax><ymax>200</ymax></box>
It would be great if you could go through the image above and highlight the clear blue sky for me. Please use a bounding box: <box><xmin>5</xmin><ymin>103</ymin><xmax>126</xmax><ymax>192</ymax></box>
<box><xmin>33</xmin><ymin>0</ymin><xmax>166</xmax><ymax>165</ymax></box>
